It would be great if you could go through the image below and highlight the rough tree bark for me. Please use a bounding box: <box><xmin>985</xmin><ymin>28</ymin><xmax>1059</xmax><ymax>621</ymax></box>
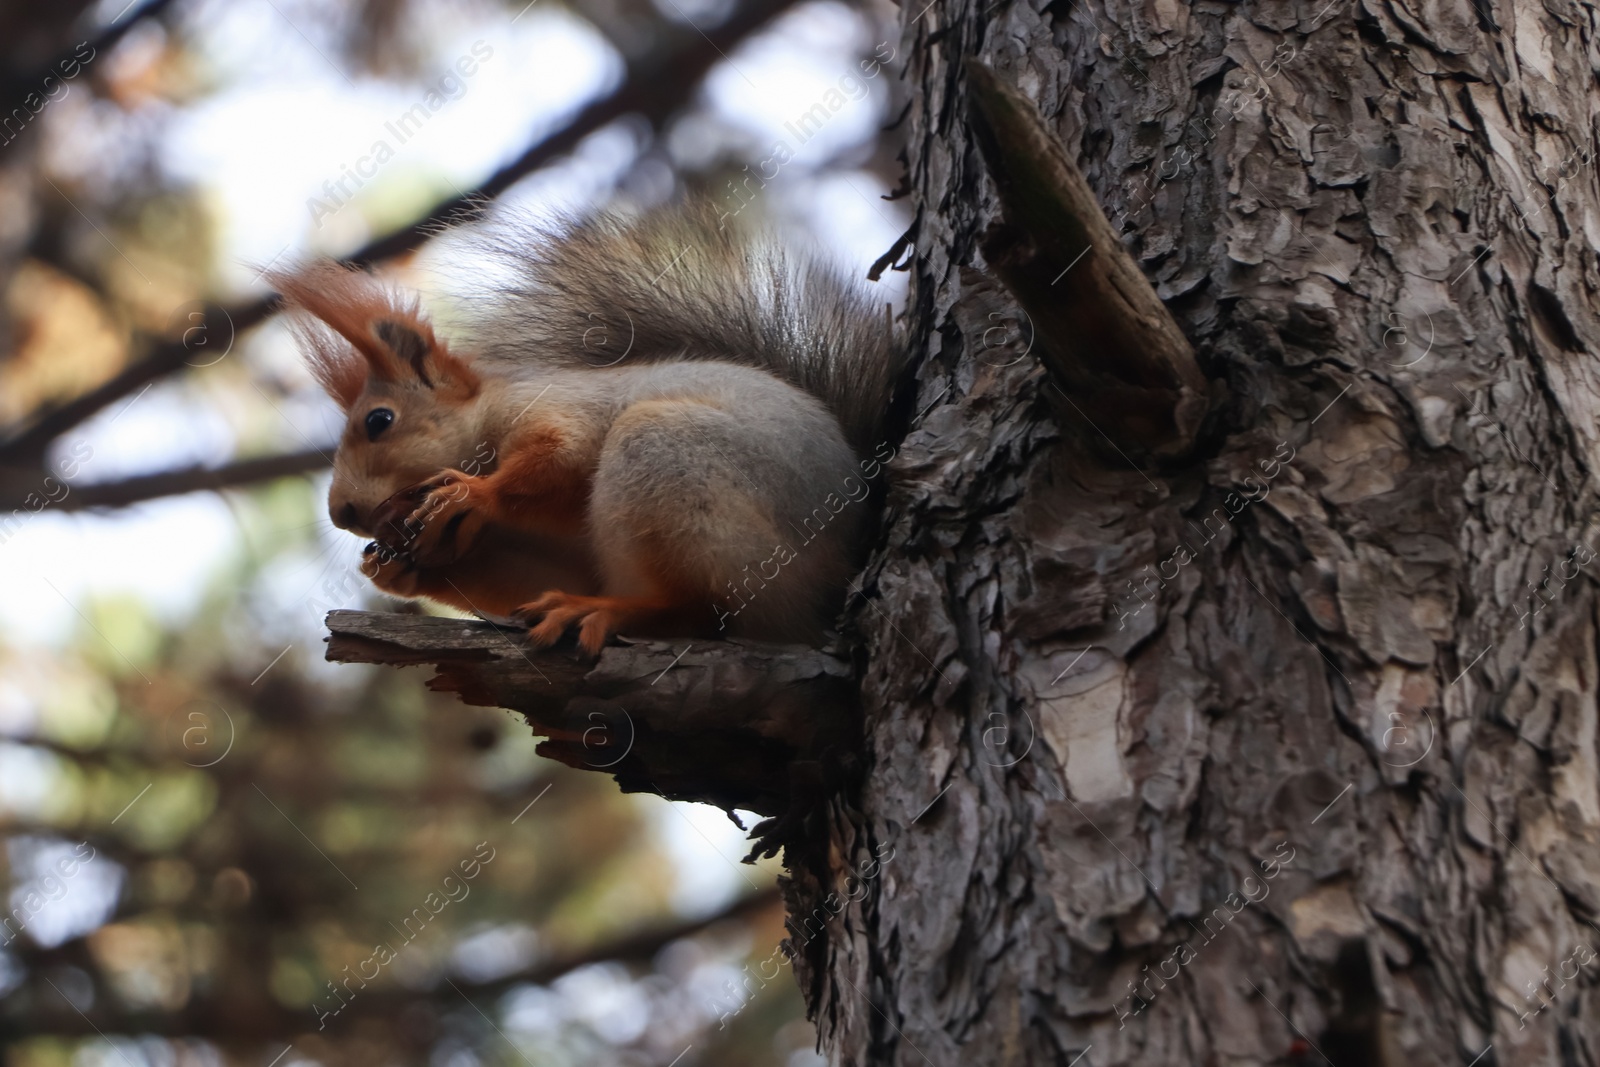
<box><xmin>331</xmin><ymin>0</ymin><xmax>1600</xmax><ymax>1061</ymax></box>
<box><xmin>796</xmin><ymin>0</ymin><xmax>1600</xmax><ymax>1063</ymax></box>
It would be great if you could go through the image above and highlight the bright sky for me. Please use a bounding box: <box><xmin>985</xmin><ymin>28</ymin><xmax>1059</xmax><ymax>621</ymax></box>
<box><xmin>1</xmin><ymin>0</ymin><xmax>905</xmax><ymax>917</ymax></box>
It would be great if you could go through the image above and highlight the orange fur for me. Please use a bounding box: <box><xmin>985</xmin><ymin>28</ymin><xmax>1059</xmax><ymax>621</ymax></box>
<box><xmin>369</xmin><ymin>425</ymin><xmax>592</xmax><ymax>567</ymax></box>
<box><xmin>513</xmin><ymin>529</ymin><xmax>721</xmax><ymax>652</ymax></box>
<box><xmin>364</xmin><ymin>533</ymin><xmax>600</xmax><ymax>618</ymax></box>
<box><xmin>472</xmin><ymin>424</ymin><xmax>593</xmax><ymax>538</ymax></box>
<box><xmin>515</xmin><ymin>592</ymin><xmax>716</xmax><ymax>655</ymax></box>
<box><xmin>268</xmin><ymin>263</ymin><xmax>479</xmax><ymax>407</ymax></box>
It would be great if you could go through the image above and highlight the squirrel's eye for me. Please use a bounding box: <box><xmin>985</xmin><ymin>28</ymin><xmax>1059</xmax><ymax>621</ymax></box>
<box><xmin>364</xmin><ymin>408</ymin><xmax>395</xmax><ymax>441</ymax></box>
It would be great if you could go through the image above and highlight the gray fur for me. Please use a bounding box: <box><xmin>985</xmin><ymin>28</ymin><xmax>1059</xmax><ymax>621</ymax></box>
<box><xmin>451</xmin><ymin>200</ymin><xmax>903</xmax><ymax>455</ymax></box>
<box><xmin>588</xmin><ymin>361</ymin><xmax>863</xmax><ymax>641</ymax></box>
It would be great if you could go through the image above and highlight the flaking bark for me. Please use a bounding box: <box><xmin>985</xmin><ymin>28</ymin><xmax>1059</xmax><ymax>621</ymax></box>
<box><xmin>965</xmin><ymin>60</ymin><xmax>1210</xmax><ymax>460</ymax></box>
<box><xmin>802</xmin><ymin>0</ymin><xmax>1600</xmax><ymax>1063</ymax></box>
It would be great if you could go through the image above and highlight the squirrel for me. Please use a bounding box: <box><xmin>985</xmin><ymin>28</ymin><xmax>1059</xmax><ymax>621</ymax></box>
<box><xmin>270</xmin><ymin>201</ymin><xmax>902</xmax><ymax>654</ymax></box>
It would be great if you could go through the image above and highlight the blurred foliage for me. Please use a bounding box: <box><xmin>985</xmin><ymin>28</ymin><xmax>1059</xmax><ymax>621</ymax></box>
<box><xmin>0</xmin><ymin>0</ymin><xmax>902</xmax><ymax>1061</ymax></box>
<box><xmin>0</xmin><ymin>473</ymin><xmax>810</xmax><ymax>1065</ymax></box>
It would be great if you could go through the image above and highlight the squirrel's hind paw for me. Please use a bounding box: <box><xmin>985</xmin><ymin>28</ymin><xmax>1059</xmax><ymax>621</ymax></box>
<box><xmin>513</xmin><ymin>592</ymin><xmax>687</xmax><ymax>656</ymax></box>
<box><xmin>512</xmin><ymin>591</ymin><xmax>616</xmax><ymax>656</ymax></box>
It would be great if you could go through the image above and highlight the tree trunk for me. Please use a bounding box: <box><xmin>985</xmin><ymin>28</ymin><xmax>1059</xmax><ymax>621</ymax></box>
<box><xmin>804</xmin><ymin>0</ymin><xmax>1600</xmax><ymax>1064</ymax></box>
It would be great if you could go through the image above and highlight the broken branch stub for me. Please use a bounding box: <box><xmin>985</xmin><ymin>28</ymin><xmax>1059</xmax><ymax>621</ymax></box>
<box><xmin>964</xmin><ymin>60</ymin><xmax>1209</xmax><ymax>460</ymax></box>
<box><xmin>324</xmin><ymin>610</ymin><xmax>859</xmax><ymax>822</ymax></box>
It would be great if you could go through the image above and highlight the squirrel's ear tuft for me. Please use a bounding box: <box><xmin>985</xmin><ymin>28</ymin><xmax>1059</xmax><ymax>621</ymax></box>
<box><xmin>266</xmin><ymin>262</ymin><xmax>478</xmax><ymax>407</ymax></box>
<box><xmin>266</xmin><ymin>262</ymin><xmax>392</xmax><ymax>408</ymax></box>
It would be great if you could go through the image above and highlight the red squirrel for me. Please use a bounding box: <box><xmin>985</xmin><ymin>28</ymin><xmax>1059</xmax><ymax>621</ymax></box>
<box><xmin>271</xmin><ymin>201</ymin><xmax>901</xmax><ymax>653</ymax></box>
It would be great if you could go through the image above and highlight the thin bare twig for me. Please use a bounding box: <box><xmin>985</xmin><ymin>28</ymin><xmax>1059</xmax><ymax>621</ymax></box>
<box><xmin>0</xmin><ymin>447</ymin><xmax>330</xmax><ymax>514</ymax></box>
<box><xmin>0</xmin><ymin>0</ymin><xmax>803</xmax><ymax>464</ymax></box>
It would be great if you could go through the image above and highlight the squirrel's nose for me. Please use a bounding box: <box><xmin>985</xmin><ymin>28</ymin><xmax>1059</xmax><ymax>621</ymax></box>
<box><xmin>333</xmin><ymin>502</ymin><xmax>361</xmax><ymax>530</ymax></box>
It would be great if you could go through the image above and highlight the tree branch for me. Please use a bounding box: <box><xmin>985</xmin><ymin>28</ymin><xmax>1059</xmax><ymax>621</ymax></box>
<box><xmin>11</xmin><ymin>885</ymin><xmax>785</xmax><ymax>1040</ymax></box>
<box><xmin>339</xmin><ymin>886</ymin><xmax>786</xmax><ymax>1026</ymax></box>
<box><xmin>0</xmin><ymin>446</ymin><xmax>331</xmax><ymax>514</ymax></box>
<box><xmin>0</xmin><ymin>0</ymin><xmax>803</xmax><ymax>464</ymax></box>
<box><xmin>347</xmin><ymin>0</ymin><xmax>801</xmax><ymax>266</ymax></box>
<box><xmin>324</xmin><ymin>610</ymin><xmax>859</xmax><ymax>820</ymax></box>
<box><xmin>964</xmin><ymin>60</ymin><xmax>1210</xmax><ymax>460</ymax></box>
<box><xmin>484</xmin><ymin>885</ymin><xmax>782</xmax><ymax>992</ymax></box>
<box><xmin>1</xmin><ymin>0</ymin><xmax>181</xmax><ymax>105</ymax></box>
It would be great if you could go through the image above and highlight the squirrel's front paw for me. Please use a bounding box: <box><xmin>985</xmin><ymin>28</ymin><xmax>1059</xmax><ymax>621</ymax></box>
<box><xmin>360</xmin><ymin>541</ymin><xmax>424</xmax><ymax>597</ymax></box>
<box><xmin>387</xmin><ymin>470</ymin><xmax>487</xmax><ymax>566</ymax></box>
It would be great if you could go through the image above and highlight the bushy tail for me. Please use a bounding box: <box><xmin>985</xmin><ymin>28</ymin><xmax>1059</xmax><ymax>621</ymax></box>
<box><xmin>450</xmin><ymin>200</ymin><xmax>903</xmax><ymax>454</ymax></box>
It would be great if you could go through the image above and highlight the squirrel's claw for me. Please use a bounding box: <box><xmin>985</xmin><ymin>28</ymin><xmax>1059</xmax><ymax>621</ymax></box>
<box><xmin>360</xmin><ymin>540</ymin><xmax>424</xmax><ymax>597</ymax></box>
<box><xmin>512</xmin><ymin>592</ymin><xmax>617</xmax><ymax>656</ymax></box>
<box><xmin>513</xmin><ymin>592</ymin><xmax>687</xmax><ymax>656</ymax></box>
<box><xmin>389</xmin><ymin>469</ymin><xmax>486</xmax><ymax>567</ymax></box>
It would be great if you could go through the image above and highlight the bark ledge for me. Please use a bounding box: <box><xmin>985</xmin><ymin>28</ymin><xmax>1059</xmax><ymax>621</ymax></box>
<box><xmin>323</xmin><ymin>609</ymin><xmax>859</xmax><ymax>828</ymax></box>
